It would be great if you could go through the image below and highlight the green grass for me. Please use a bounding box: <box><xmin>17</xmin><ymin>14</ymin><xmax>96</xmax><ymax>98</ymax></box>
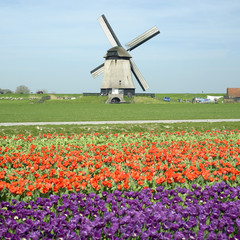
<box><xmin>0</xmin><ymin>99</ymin><xmax>240</xmax><ymax>123</ymax></box>
<box><xmin>0</xmin><ymin>93</ymin><xmax>239</xmax><ymax>123</ymax></box>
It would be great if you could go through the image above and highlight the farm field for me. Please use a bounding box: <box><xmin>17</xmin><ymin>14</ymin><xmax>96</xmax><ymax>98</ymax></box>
<box><xmin>0</xmin><ymin>129</ymin><xmax>240</xmax><ymax>239</ymax></box>
<box><xmin>0</xmin><ymin>94</ymin><xmax>240</xmax><ymax>123</ymax></box>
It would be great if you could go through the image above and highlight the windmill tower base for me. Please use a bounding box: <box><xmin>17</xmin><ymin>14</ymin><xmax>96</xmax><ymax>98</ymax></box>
<box><xmin>105</xmin><ymin>89</ymin><xmax>126</xmax><ymax>104</ymax></box>
<box><xmin>106</xmin><ymin>93</ymin><xmax>126</xmax><ymax>104</ymax></box>
<box><xmin>101</xmin><ymin>88</ymin><xmax>135</xmax><ymax>96</ymax></box>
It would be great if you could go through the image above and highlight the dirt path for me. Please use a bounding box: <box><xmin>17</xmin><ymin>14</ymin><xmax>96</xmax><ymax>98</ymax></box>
<box><xmin>0</xmin><ymin>119</ymin><xmax>240</xmax><ymax>126</ymax></box>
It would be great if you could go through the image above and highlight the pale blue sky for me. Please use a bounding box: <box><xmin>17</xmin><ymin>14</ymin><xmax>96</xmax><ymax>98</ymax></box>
<box><xmin>0</xmin><ymin>0</ymin><xmax>239</xmax><ymax>93</ymax></box>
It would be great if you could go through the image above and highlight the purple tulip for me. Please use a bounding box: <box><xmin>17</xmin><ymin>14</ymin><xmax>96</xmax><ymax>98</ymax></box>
<box><xmin>29</xmin><ymin>231</ymin><xmax>41</xmax><ymax>240</ymax></box>
<box><xmin>206</xmin><ymin>231</ymin><xmax>217</xmax><ymax>240</ymax></box>
<box><xmin>1</xmin><ymin>182</ymin><xmax>240</xmax><ymax>239</ymax></box>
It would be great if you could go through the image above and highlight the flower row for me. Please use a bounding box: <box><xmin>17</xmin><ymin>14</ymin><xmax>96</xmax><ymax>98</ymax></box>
<box><xmin>0</xmin><ymin>182</ymin><xmax>240</xmax><ymax>239</ymax></box>
<box><xmin>0</xmin><ymin>130</ymin><xmax>240</xmax><ymax>199</ymax></box>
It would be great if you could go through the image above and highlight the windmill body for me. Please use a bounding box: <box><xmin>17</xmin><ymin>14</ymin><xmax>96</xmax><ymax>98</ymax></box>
<box><xmin>101</xmin><ymin>46</ymin><xmax>135</xmax><ymax>95</ymax></box>
<box><xmin>91</xmin><ymin>14</ymin><xmax>160</xmax><ymax>98</ymax></box>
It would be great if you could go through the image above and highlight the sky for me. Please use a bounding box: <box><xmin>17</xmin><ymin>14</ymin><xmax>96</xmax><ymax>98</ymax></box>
<box><xmin>0</xmin><ymin>0</ymin><xmax>240</xmax><ymax>94</ymax></box>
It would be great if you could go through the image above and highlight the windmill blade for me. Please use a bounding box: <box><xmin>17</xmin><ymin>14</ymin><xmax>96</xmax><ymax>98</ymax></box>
<box><xmin>90</xmin><ymin>63</ymin><xmax>104</xmax><ymax>78</ymax></box>
<box><xmin>130</xmin><ymin>59</ymin><xmax>149</xmax><ymax>91</ymax></box>
<box><xmin>126</xmin><ymin>26</ymin><xmax>160</xmax><ymax>51</ymax></box>
<box><xmin>98</xmin><ymin>14</ymin><xmax>122</xmax><ymax>47</ymax></box>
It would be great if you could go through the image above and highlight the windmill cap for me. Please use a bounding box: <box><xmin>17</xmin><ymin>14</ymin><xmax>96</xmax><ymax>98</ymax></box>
<box><xmin>104</xmin><ymin>46</ymin><xmax>132</xmax><ymax>58</ymax></box>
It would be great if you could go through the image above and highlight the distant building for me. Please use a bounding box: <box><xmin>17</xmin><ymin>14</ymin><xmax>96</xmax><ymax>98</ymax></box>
<box><xmin>226</xmin><ymin>88</ymin><xmax>240</xmax><ymax>102</ymax></box>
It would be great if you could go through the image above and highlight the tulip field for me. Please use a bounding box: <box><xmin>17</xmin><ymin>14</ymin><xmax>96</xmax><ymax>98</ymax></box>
<box><xmin>0</xmin><ymin>129</ymin><xmax>240</xmax><ymax>239</ymax></box>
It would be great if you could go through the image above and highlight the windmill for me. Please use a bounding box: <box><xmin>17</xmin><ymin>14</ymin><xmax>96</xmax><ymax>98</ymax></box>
<box><xmin>90</xmin><ymin>14</ymin><xmax>160</xmax><ymax>102</ymax></box>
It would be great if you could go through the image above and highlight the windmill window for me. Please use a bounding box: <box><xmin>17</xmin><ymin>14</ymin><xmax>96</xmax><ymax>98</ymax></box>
<box><xmin>108</xmin><ymin>51</ymin><xmax>117</xmax><ymax>56</ymax></box>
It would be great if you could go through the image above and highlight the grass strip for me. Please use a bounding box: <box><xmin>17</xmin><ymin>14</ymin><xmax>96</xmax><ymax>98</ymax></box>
<box><xmin>0</xmin><ymin>122</ymin><xmax>239</xmax><ymax>136</ymax></box>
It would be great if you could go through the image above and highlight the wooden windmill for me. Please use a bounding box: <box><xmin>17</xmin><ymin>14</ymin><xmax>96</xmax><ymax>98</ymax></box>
<box><xmin>90</xmin><ymin>14</ymin><xmax>160</xmax><ymax>102</ymax></box>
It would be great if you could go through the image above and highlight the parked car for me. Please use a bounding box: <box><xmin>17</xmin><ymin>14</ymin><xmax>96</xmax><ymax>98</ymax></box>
<box><xmin>194</xmin><ymin>97</ymin><xmax>210</xmax><ymax>103</ymax></box>
<box><xmin>163</xmin><ymin>97</ymin><xmax>170</xmax><ymax>102</ymax></box>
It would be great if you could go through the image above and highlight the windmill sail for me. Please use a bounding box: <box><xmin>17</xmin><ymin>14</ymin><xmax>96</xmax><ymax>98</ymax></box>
<box><xmin>98</xmin><ymin>15</ymin><xmax>122</xmax><ymax>47</ymax></box>
<box><xmin>90</xmin><ymin>63</ymin><xmax>104</xmax><ymax>78</ymax></box>
<box><xmin>130</xmin><ymin>59</ymin><xmax>149</xmax><ymax>91</ymax></box>
<box><xmin>126</xmin><ymin>26</ymin><xmax>160</xmax><ymax>51</ymax></box>
<box><xmin>91</xmin><ymin>14</ymin><xmax>160</xmax><ymax>96</ymax></box>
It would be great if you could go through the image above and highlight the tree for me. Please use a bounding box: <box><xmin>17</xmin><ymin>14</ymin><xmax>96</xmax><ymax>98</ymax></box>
<box><xmin>15</xmin><ymin>85</ymin><xmax>30</xmax><ymax>94</ymax></box>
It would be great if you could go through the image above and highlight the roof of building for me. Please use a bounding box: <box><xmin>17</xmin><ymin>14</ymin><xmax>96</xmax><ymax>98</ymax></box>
<box><xmin>227</xmin><ymin>88</ymin><xmax>240</xmax><ymax>98</ymax></box>
<box><xmin>104</xmin><ymin>46</ymin><xmax>132</xmax><ymax>58</ymax></box>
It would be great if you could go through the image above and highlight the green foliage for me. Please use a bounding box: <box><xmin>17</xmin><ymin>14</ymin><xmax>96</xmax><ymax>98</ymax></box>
<box><xmin>154</xmin><ymin>93</ymin><xmax>224</xmax><ymax>102</ymax></box>
<box><xmin>15</xmin><ymin>85</ymin><xmax>30</xmax><ymax>94</ymax></box>
<box><xmin>0</xmin><ymin>122</ymin><xmax>239</xmax><ymax>137</ymax></box>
